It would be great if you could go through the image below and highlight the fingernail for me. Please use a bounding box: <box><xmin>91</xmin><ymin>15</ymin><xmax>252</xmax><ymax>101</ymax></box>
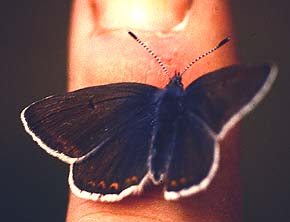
<box><xmin>92</xmin><ymin>0</ymin><xmax>192</xmax><ymax>31</ymax></box>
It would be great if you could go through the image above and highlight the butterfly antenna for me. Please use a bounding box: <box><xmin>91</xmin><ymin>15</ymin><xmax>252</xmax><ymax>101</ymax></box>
<box><xmin>128</xmin><ymin>31</ymin><xmax>169</xmax><ymax>77</ymax></box>
<box><xmin>180</xmin><ymin>37</ymin><xmax>231</xmax><ymax>76</ymax></box>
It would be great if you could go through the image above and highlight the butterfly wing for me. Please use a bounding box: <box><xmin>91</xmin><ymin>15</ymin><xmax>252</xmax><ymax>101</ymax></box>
<box><xmin>21</xmin><ymin>83</ymin><xmax>158</xmax><ymax>164</ymax></box>
<box><xmin>164</xmin><ymin>63</ymin><xmax>277</xmax><ymax>200</ymax></box>
<box><xmin>164</xmin><ymin>113</ymin><xmax>218</xmax><ymax>200</ymax></box>
<box><xmin>21</xmin><ymin>83</ymin><xmax>160</xmax><ymax>201</ymax></box>
<box><xmin>184</xmin><ymin>64</ymin><xmax>277</xmax><ymax>138</ymax></box>
<box><xmin>70</xmin><ymin>108</ymin><xmax>155</xmax><ymax>201</ymax></box>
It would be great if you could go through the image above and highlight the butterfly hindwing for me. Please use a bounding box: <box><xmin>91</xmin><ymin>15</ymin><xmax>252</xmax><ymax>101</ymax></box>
<box><xmin>21</xmin><ymin>83</ymin><xmax>159</xmax><ymax>164</ymax></box>
<box><xmin>164</xmin><ymin>112</ymin><xmax>217</xmax><ymax>200</ymax></box>
<box><xmin>184</xmin><ymin>64</ymin><xmax>277</xmax><ymax>137</ymax></box>
<box><xmin>70</xmin><ymin>99</ymin><xmax>156</xmax><ymax>201</ymax></box>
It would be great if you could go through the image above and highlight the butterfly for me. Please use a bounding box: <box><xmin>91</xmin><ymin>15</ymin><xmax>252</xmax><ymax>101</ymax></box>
<box><xmin>20</xmin><ymin>31</ymin><xmax>277</xmax><ymax>202</ymax></box>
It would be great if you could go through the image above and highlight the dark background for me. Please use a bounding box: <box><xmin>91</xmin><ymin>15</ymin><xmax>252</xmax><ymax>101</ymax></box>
<box><xmin>0</xmin><ymin>1</ymin><xmax>289</xmax><ymax>221</ymax></box>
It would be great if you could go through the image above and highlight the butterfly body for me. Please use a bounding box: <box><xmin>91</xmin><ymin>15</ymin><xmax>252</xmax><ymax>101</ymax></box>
<box><xmin>149</xmin><ymin>75</ymin><xmax>185</xmax><ymax>183</ymax></box>
<box><xmin>149</xmin><ymin>74</ymin><xmax>219</xmax><ymax>199</ymax></box>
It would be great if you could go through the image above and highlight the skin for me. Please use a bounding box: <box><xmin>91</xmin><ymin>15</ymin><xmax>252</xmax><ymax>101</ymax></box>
<box><xmin>66</xmin><ymin>0</ymin><xmax>241</xmax><ymax>221</ymax></box>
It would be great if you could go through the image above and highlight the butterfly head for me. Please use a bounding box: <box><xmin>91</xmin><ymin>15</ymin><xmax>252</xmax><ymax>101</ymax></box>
<box><xmin>166</xmin><ymin>72</ymin><xmax>184</xmax><ymax>92</ymax></box>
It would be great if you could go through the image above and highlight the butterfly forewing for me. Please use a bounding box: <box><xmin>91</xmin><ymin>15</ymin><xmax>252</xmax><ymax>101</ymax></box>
<box><xmin>184</xmin><ymin>64</ymin><xmax>277</xmax><ymax>137</ymax></box>
<box><xmin>21</xmin><ymin>83</ymin><xmax>159</xmax><ymax>163</ymax></box>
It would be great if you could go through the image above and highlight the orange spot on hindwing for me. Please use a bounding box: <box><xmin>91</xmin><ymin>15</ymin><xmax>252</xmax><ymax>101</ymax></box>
<box><xmin>110</xmin><ymin>182</ymin><xmax>119</xmax><ymax>190</ymax></box>
<box><xmin>124</xmin><ymin>178</ymin><xmax>131</xmax><ymax>185</ymax></box>
<box><xmin>97</xmin><ymin>181</ymin><xmax>106</xmax><ymax>189</ymax></box>
<box><xmin>170</xmin><ymin>180</ymin><xmax>177</xmax><ymax>187</ymax></box>
<box><xmin>124</xmin><ymin>176</ymin><xmax>139</xmax><ymax>186</ymax></box>
<box><xmin>88</xmin><ymin>181</ymin><xmax>96</xmax><ymax>187</ymax></box>
<box><xmin>131</xmin><ymin>176</ymin><xmax>138</xmax><ymax>183</ymax></box>
<box><xmin>179</xmin><ymin>177</ymin><xmax>187</xmax><ymax>184</ymax></box>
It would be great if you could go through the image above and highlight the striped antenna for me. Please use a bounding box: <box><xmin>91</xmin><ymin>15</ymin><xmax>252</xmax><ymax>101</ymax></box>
<box><xmin>180</xmin><ymin>37</ymin><xmax>231</xmax><ymax>76</ymax></box>
<box><xmin>128</xmin><ymin>31</ymin><xmax>169</xmax><ymax>77</ymax></box>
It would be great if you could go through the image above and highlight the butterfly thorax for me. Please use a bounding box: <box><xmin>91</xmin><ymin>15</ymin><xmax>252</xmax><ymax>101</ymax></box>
<box><xmin>166</xmin><ymin>74</ymin><xmax>184</xmax><ymax>93</ymax></box>
<box><xmin>157</xmin><ymin>75</ymin><xmax>185</xmax><ymax>123</ymax></box>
